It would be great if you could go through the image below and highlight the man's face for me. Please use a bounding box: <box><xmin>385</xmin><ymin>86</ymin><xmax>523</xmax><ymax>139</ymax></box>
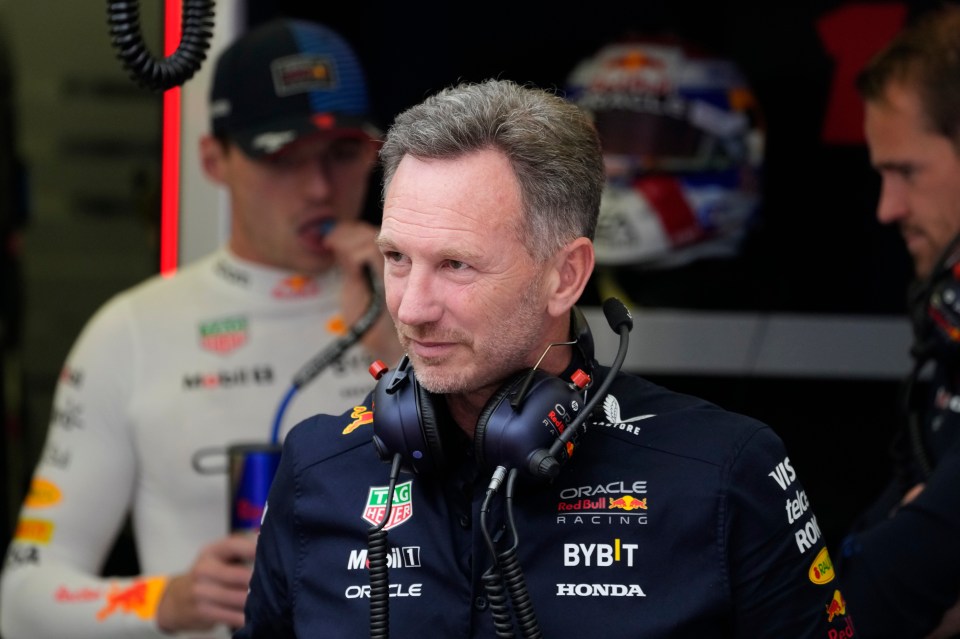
<box><xmin>865</xmin><ymin>81</ymin><xmax>960</xmax><ymax>280</ymax></box>
<box><xmin>378</xmin><ymin>149</ymin><xmax>550</xmax><ymax>399</ymax></box>
<box><xmin>211</xmin><ymin>133</ymin><xmax>377</xmax><ymax>274</ymax></box>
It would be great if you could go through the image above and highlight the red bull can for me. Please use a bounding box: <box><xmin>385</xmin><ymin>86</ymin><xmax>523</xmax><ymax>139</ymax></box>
<box><xmin>228</xmin><ymin>442</ymin><xmax>281</xmax><ymax>535</ymax></box>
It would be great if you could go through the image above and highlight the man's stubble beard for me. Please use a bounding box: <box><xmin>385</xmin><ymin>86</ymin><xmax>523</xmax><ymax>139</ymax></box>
<box><xmin>398</xmin><ymin>272</ymin><xmax>547</xmax><ymax>396</ymax></box>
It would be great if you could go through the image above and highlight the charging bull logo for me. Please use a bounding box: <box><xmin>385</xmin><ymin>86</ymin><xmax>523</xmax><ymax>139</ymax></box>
<box><xmin>95</xmin><ymin>577</ymin><xmax>166</xmax><ymax>621</ymax></box>
<box><xmin>608</xmin><ymin>495</ymin><xmax>647</xmax><ymax>511</ymax></box>
<box><xmin>25</xmin><ymin>478</ymin><xmax>62</xmax><ymax>509</ymax></box>
<box><xmin>343</xmin><ymin>406</ymin><xmax>373</xmax><ymax>435</ymax></box>
<box><xmin>825</xmin><ymin>589</ymin><xmax>846</xmax><ymax>622</ymax></box>
<box><xmin>272</xmin><ymin>275</ymin><xmax>319</xmax><ymax>299</ymax></box>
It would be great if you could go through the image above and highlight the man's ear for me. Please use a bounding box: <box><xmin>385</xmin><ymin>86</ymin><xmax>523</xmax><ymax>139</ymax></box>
<box><xmin>199</xmin><ymin>134</ymin><xmax>228</xmax><ymax>184</ymax></box>
<box><xmin>546</xmin><ymin>237</ymin><xmax>595</xmax><ymax>319</ymax></box>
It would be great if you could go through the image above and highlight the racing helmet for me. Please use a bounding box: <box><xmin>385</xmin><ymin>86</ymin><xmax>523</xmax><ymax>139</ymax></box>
<box><xmin>566</xmin><ymin>36</ymin><xmax>765</xmax><ymax>269</ymax></box>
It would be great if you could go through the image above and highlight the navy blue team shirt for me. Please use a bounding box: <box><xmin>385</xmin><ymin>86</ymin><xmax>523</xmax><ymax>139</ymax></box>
<box><xmin>236</xmin><ymin>366</ymin><xmax>858</xmax><ymax>638</ymax></box>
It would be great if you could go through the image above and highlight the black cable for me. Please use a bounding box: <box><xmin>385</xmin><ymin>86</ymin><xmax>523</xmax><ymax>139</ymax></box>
<box><xmin>291</xmin><ymin>265</ymin><xmax>384</xmax><ymax>389</ymax></box>
<box><xmin>107</xmin><ymin>0</ymin><xmax>215</xmax><ymax>92</ymax></box>
<box><xmin>900</xmin><ymin>360</ymin><xmax>934</xmax><ymax>479</ymax></box>
<box><xmin>270</xmin><ymin>264</ymin><xmax>384</xmax><ymax>443</ymax></box>
<box><xmin>368</xmin><ymin>453</ymin><xmax>402</xmax><ymax>639</ymax></box>
<box><xmin>497</xmin><ymin>470</ymin><xmax>542</xmax><ymax>639</ymax></box>
<box><xmin>481</xmin><ymin>467</ymin><xmax>515</xmax><ymax>637</ymax></box>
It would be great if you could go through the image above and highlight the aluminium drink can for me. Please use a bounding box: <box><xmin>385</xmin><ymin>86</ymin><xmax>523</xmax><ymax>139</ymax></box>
<box><xmin>228</xmin><ymin>442</ymin><xmax>282</xmax><ymax>534</ymax></box>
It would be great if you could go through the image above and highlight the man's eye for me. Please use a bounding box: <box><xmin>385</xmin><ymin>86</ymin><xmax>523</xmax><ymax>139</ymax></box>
<box><xmin>447</xmin><ymin>260</ymin><xmax>468</xmax><ymax>271</ymax></box>
<box><xmin>328</xmin><ymin>140</ymin><xmax>365</xmax><ymax>164</ymax></box>
<box><xmin>263</xmin><ymin>154</ymin><xmax>300</xmax><ymax>169</ymax></box>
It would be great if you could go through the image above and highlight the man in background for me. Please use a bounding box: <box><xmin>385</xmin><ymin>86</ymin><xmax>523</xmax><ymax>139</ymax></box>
<box><xmin>838</xmin><ymin>5</ymin><xmax>960</xmax><ymax>638</ymax></box>
<box><xmin>0</xmin><ymin>18</ymin><xmax>399</xmax><ymax>638</ymax></box>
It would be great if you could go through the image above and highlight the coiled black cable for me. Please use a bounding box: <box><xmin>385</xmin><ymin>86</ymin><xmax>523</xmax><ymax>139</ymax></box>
<box><xmin>107</xmin><ymin>0</ymin><xmax>215</xmax><ymax>92</ymax></box>
<box><xmin>368</xmin><ymin>454</ymin><xmax>402</xmax><ymax>639</ymax></box>
<box><xmin>497</xmin><ymin>470</ymin><xmax>542</xmax><ymax>639</ymax></box>
<box><xmin>481</xmin><ymin>566</ymin><xmax>515</xmax><ymax>637</ymax></box>
<box><xmin>481</xmin><ymin>467</ymin><xmax>516</xmax><ymax>637</ymax></box>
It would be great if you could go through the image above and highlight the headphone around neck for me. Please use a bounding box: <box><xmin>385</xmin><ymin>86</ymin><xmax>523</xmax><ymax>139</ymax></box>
<box><xmin>369</xmin><ymin>306</ymin><xmax>596</xmax><ymax>479</ymax></box>
<box><xmin>908</xmin><ymin>232</ymin><xmax>960</xmax><ymax>364</ymax></box>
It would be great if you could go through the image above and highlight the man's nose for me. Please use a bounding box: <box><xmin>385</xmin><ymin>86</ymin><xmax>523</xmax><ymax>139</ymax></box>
<box><xmin>302</xmin><ymin>156</ymin><xmax>334</xmax><ymax>197</ymax></box>
<box><xmin>393</xmin><ymin>268</ymin><xmax>442</xmax><ymax>327</ymax></box>
<box><xmin>876</xmin><ymin>177</ymin><xmax>908</xmax><ymax>225</ymax></box>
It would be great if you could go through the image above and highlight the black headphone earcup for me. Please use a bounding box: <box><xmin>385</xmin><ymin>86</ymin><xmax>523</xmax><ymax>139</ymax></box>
<box><xmin>911</xmin><ymin>262</ymin><xmax>960</xmax><ymax>362</ymax></box>
<box><xmin>908</xmin><ymin>279</ymin><xmax>931</xmax><ymax>341</ymax></box>
<box><xmin>908</xmin><ymin>234</ymin><xmax>960</xmax><ymax>363</ymax></box>
<box><xmin>474</xmin><ymin>370</ymin><xmax>586</xmax><ymax>475</ymax></box>
<box><xmin>372</xmin><ymin>356</ymin><xmax>444</xmax><ymax>474</ymax></box>
<box><xmin>473</xmin><ymin>373</ymin><xmax>526</xmax><ymax>467</ymax></box>
<box><xmin>373</xmin><ymin>306</ymin><xmax>595</xmax><ymax>478</ymax></box>
<box><xmin>414</xmin><ymin>383</ymin><xmax>449</xmax><ymax>468</ymax></box>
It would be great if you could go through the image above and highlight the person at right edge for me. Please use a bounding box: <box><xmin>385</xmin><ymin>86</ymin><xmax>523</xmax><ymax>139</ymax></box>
<box><xmin>837</xmin><ymin>5</ymin><xmax>960</xmax><ymax>639</ymax></box>
<box><xmin>234</xmin><ymin>78</ymin><xmax>856</xmax><ymax>638</ymax></box>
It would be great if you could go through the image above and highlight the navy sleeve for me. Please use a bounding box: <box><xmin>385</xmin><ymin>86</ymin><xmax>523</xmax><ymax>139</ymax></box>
<box><xmin>724</xmin><ymin>425</ymin><xmax>858</xmax><ymax>638</ymax></box>
<box><xmin>838</xmin><ymin>443</ymin><xmax>960</xmax><ymax>638</ymax></box>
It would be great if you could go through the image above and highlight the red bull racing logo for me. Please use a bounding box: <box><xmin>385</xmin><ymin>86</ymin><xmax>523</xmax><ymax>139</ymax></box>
<box><xmin>825</xmin><ymin>589</ymin><xmax>846</xmax><ymax>622</ymax></box>
<box><xmin>556</xmin><ymin>480</ymin><xmax>649</xmax><ymax>525</ymax></box>
<box><xmin>608</xmin><ymin>495</ymin><xmax>647</xmax><ymax>511</ymax></box>
<box><xmin>95</xmin><ymin>577</ymin><xmax>166</xmax><ymax>621</ymax></box>
<box><xmin>343</xmin><ymin>406</ymin><xmax>373</xmax><ymax>435</ymax></box>
<box><xmin>272</xmin><ymin>274</ymin><xmax>319</xmax><ymax>299</ymax></box>
<box><xmin>824</xmin><ymin>589</ymin><xmax>857</xmax><ymax>638</ymax></box>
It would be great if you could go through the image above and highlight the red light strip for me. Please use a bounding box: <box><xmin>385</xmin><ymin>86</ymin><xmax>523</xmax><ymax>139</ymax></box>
<box><xmin>160</xmin><ymin>0</ymin><xmax>182</xmax><ymax>277</ymax></box>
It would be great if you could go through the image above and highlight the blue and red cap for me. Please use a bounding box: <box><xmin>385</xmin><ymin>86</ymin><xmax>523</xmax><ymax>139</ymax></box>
<box><xmin>209</xmin><ymin>18</ymin><xmax>378</xmax><ymax>158</ymax></box>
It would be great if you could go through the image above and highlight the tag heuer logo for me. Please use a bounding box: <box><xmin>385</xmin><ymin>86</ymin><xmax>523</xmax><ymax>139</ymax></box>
<box><xmin>199</xmin><ymin>317</ymin><xmax>248</xmax><ymax>354</ymax></box>
<box><xmin>362</xmin><ymin>481</ymin><xmax>413</xmax><ymax>531</ymax></box>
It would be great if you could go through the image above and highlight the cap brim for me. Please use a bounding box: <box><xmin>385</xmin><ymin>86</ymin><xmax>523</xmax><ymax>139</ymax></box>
<box><xmin>229</xmin><ymin>113</ymin><xmax>381</xmax><ymax>158</ymax></box>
